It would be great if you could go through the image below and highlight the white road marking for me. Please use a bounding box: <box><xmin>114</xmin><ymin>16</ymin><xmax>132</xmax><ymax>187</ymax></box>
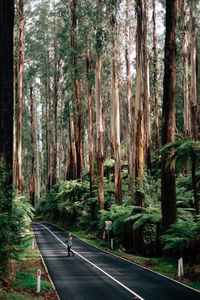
<box><xmin>37</xmin><ymin>223</ymin><xmax>144</xmax><ymax>300</ymax></box>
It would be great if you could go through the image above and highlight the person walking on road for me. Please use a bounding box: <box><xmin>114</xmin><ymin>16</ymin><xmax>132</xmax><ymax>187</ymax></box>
<box><xmin>65</xmin><ymin>233</ymin><xmax>75</xmax><ymax>257</ymax></box>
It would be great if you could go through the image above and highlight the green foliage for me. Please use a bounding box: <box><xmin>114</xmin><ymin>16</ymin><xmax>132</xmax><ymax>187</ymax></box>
<box><xmin>99</xmin><ymin>204</ymin><xmax>133</xmax><ymax>234</ymax></box>
<box><xmin>14</xmin><ymin>272</ymin><xmax>52</xmax><ymax>291</ymax></box>
<box><xmin>161</xmin><ymin>217</ymin><xmax>200</xmax><ymax>255</ymax></box>
<box><xmin>160</xmin><ymin>138</ymin><xmax>200</xmax><ymax>172</ymax></box>
<box><xmin>161</xmin><ymin>221</ymin><xmax>195</xmax><ymax>251</ymax></box>
<box><xmin>0</xmin><ymin>196</ymin><xmax>34</xmax><ymax>273</ymax></box>
<box><xmin>125</xmin><ymin>205</ymin><xmax>162</xmax><ymax>230</ymax></box>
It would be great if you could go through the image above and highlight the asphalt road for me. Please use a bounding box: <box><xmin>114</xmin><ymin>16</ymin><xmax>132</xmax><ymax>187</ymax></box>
<box><xmin>32</xmin><ymin>222</ymin><xmax>200</xmax><ymax>300</ymax></box>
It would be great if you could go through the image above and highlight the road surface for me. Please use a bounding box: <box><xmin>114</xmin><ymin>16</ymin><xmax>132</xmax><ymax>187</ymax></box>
<box><xmin>32</xmin><ymin>222</ymin><xmax>200</xmax><ymax>300</ymax></box>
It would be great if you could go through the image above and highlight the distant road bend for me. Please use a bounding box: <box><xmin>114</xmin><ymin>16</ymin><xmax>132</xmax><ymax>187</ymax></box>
<box><xmin>32</xmin><ymin>222</ymin><xmax>200</xmax><ymax>300</ymax></box>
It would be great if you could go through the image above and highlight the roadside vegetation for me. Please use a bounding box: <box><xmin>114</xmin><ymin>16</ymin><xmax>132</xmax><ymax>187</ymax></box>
<box><xmin>0</xmin><ymin>197</ymin><xmax>56</xmax><ymax>300</ymax></box>
<box><xmin>35</xmin><ymin>149</ymin><xmax>200</xmax><ymax>291</ymax></box>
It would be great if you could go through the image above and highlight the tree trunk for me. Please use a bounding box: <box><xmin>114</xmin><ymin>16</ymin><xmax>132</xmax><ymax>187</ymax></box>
<box><xmin>0</xmin><ymin>0</ymin><xmax>14</xmax><ymax>212</ymax></box>
<box><xmin>95</xmin><ymin>0</ymin><xmax>104</xmax><ymax>210</ymax></box>
<box><xmin>190</xmin><ymin>0</ymin><xmax>199</xmax><ymax>141</ymax></box>
<box><xmin>58</xmin><ymin>94</ymin><xmax>64</xmax><ymax>181</ymax></box>
<box><xmin>86</xmin><ymin>44</ymin><xmax>95</xmax><ymax>195</ymax></box>
<box><xmin>125</xmin><ymin>0</ymin><xmax>134</xmax><ymax>184</ymax></box>
<box><xmin>52</xmin><ymin>18</ymin><xmax>59</xmax><ymax>186</ymax></box>
<box><xmin>45</xmin><ymin>77</ymin><xmax>52</xmax><ymax>191</ymax></box>
<box><xmin>134</xmin><ymin>0</ymin><xmax>144</xmax><ymax>181</ymax></box>
<box><xmin>66</xmin><ymin>115</ymin><xmax>77</xmax><ymax>180</ymax></box>
<box><xmin>70</xmin><ymin>0</ymin><xmax>83</xmax><ymax>179</ymax></box>
<box><xmin>143</xmin><ymin>0</ymin><xmax>151</xmax><ymax>171</ymax></box>
<box><xmin>182</xmin><ymin>0</ymin><xmax>190</xmax><ymax>138</ymax></box>
<box><xmin>161</xmin><ymin>0</ymin><xmax>177</xmax><ymax>232</ymax></box>
<box><xmin>152</xmin><ymin>0</ymin><xmax>159</xmax><ymax>157</ymax></box>
<box><xmin>133</xmin><ymin>0</ymin><xmax>145</xmax><ymax>254</ymax></box>
<box><xmin>15</xmin><ymin>0</ymin><xmax>24</xmax><ymax>193</ymax></box>
<box><xmin>111</xmin><ymin>9</ymin><xmax>122</xmax><ymax>205</ymax></box>
<box><xmin>29</xmin><ymin>85</ymin><xmax>35</xmax><ymax>207</ymax></box>
<box><xmin>35</xmin><ymin>108</ymin><xmax>41</xmax><ymax>200</ymax></box>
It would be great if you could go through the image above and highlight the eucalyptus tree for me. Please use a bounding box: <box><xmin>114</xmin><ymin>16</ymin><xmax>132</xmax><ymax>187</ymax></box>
<box><xmin>161</xmin><ymin>0</ymin><xmax>178</xmax><ymax>232</ymax></box>
<box><xmin>190</xmin><ymin>0</ymin><xmax>199</xmax><ymax>141</ymax></box>
<box><xmin>95</xmin><ymin>0</ymin><xmax>105</xmax><ymax>210</ymax></box>
<box><xmin>0</xmin><ymin>0</ymin><xmax>14</xmax><ymax>272</ymax></box>
<box><xmin>15</xmin><ymin>0</ymin><xmax>25</xmax><ymax>194</ymax></box>
<box><xmin>182</xmin><ymin>0</ymin><xmax>190</xmax><ymax>138</ymax></box>
<box><xmin>152</xmin><ymin>0</ymin><xmax>160</xmax><ymax>157</ymax></box>
<box><xmin>143</xmin><ymin>0</ymin><xmax>151</xmax><ymax>170</ymax></box>
<box><xmin>110</xmin><ymin>0</ymin><xmax>122</xmax><ymax>205</ymax></box>
<box><xmin>125</xmin><ymin>0</ymin><xmax>134</xmax><ymax>180</ymax></box>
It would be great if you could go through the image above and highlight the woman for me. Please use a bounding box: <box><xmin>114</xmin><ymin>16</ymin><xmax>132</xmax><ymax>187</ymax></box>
<box><xmin>65</xmin><ymin>233</ymin><xmax>75</xmax><ymax>257</ymax></box>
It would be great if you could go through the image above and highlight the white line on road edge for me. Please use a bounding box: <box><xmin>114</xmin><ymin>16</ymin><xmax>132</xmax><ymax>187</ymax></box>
<box><xmin>38</xmin><ymin>223</ymin><xmax>144</xmax><ymax>300</ymax></box>
<box><xmin>32</xmin><ymin>231</ymin><xmax>61</xmax><ymax>300</ymax></box>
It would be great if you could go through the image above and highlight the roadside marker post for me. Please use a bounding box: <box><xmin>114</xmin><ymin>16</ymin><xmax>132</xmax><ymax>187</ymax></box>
<box><xmin>111</xmin><ymin>238</ymin><xmax>114</xmax><ymax>250</ymax></box>
<box><xmin>37</xmin><ymin>269</ymin><xmax>41</xmax><ymax>293</ymax></box>
<box><xmin>178</xmin><ymin>257</ymin><xmax>184</xmax><ymax>278</ymax></box>
<box><xmin>105</xmin><ymin>221</ymin><xmax>112</xmax><ymax>249</ymax></box>
<box><xmin>32</xmin><ymin>239</ymin><xmax>35</xmax><ymax>250</ymax></box>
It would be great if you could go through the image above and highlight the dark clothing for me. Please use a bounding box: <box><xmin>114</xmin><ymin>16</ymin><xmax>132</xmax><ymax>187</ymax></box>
<box><xmin>67</xmin><ymin>245</ymin><xmax>74</xmax><ymax>256</ymax></box>
<box><xmin>65</xmin><ymin>237</ymin><xmax>74</xmax><ymax>256</ymax></box>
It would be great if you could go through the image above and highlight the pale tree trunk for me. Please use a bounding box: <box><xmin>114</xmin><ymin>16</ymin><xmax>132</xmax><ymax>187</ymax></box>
<box><xmin>161</xmin><ymin>0</ymin><xmax>177</xmax><ymax>232</ymax></box>
<box><xmin>35</xmin><ymin>107</ymin><xmax>41</xmax><ymax>200</ymax></box>
<box><xmin>133</xmin><ymin>0</ymin><xmax>145</xmax><ymax>254</ymax></box>
<box><xmin>95</xmin><ymin>0</ymin><xmax>104</xmax><ymax>210</ymax></box>
<box><xmin>45</xmin><ymin>75</ymin><xmax>52</xmax><ymax>191</ymax></box>
<box><xmin>134</xmin><ymin>0</ymin><xmax>144</xmax><ymax>182</ymax></box>
<box><xmin>143</xmin><ymin>0</ymin><xmax>151</xmax><ymax>171</ymax></box>
<box><xmin>29</xmin><ymin>85</ymin><xmax>35</xmax><ymax>207</ymax></box>
<box><xmin>66</xmin><ymin>110</ymin><xmax>77</xmax><ymax>180</ymax></box>
<box><xmin>86</xmin><ymin>44</ymin><xmax>95</xmax><ymax>195</ymax></box>
<box><xmin>13</xmin><ymin>17</ymin><xmax>18</xmax><ymax>188</ymax></box>
<box><xmin>111</xmin><ymin>8</ymin><xmax>122</xmax><ymax>205</ymax></box>
<box><xmin>58</xmin><ymin>94</ymin><xmax>64</xmax><ymax>181</ymax></box>
<box><xmin>15</xmin><ymin>0</ymin><xmax>24</xmax><ymax>193</ymax></box>
<box><xmin>52</xmin><ymin>33</ymin><xmax>59</xmax><ymax>186</ymax></box>
<box><xmin>125</xmin><ymin>0</ymin><xmax>134</xmax><ymax>179</ymax></box>
<box><xmin>182</xmin><ymin>0</ymin><xmax>190</xmax><ymax>138</ymax></box>
<box><xmin>70</xmin><ymin>0</ymin><xmax>83</xmax><ymax>179</ymax></box>
<box><xmin>190</xmin><ymin>0</ymin><xmax>199</xmax><ymax>141</ymax></box>
<box><xmin>152</xmin><ymin>0</ymin><xmax>159</xmax><ymax>157</ymax></box>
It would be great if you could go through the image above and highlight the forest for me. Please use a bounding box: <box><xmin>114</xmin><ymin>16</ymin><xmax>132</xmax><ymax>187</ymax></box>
<box><xmin>0</xmin><ymin>0</ymin><xmax>200</xmax><ymax>292</ymax></box>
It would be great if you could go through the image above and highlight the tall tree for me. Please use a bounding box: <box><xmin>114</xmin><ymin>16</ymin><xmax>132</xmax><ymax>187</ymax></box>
<box><xmin>110</xmin><ymin>4</ymin><xmax>122</xmax><ymax>205</ymax></box>
<box><xmin>134</xmin><ymin>0</ymin><xmax>144</xmax><ymax>182</ymax></box>
<box><xmin>29</xmin><ymin>84</ymin><xmax>35</xmax><ymax>206</ymax></box>
<box><xmin>125</xmin><ymin>0</ymin><xmax>134</xmax><ymax>187</ymax></box>
<box><xmin>95</xmin><ymin>0</ymin><xmax>104</xmax><ymax>210</ymax></box>
<box><xmin>0</xmin><ymin>0</ymin><xmax>14</xmax><ymax>270</ymax></box>
<box><xmin>0</xmin><ymin>0</ymin><xmax>14</xmax><ymax>210</ymax></box>
<box><xmin>190</xmin><ymin>0</ymin><xmax>199</xmax><ymax>141</ymax></box>
<box><xmin>143</xmin><ymin>0</ymin><xmax>151</xmax><ymax>170</ymax></box>
<box><xmin>70</xmin><ymin>0</ymin><xmax>83</xmax><ymax>179</ymax></box>
<box><xmin>161</xmin><ymin>0</ymin><xmax>177</xmax><ymax>232</ymax></box>
<box><xmin>152</xmin><ymin>0</ymin><xmax>160</xmax><ymax>156</ymax></box>
<box><xmin>182</xmin><ymin>0</ymin><xmax>190</xmax><ymax>138</ymax></box>
<box><xmin>133</xmin><ymin>0</ymin><xmax>145</xmax><ymax>254</ymax></box>
<box><xmin>15</xmin><ymin>0</ymin><xmax>25</xmax><ymax>193</ymax></box>
<box><xmin>86</xmin><ymin>43</ymin><xmax>95</xmax><ymax>194</ymax></box>
<box><xmin>52</xmin><ymin>7</ymin><xmax>60</xmax><ymax>186</ymax></box>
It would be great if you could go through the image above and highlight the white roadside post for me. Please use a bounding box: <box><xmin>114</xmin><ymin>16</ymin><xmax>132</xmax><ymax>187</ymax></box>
<box><xmin>105</xmin><ymin>221</ymin><xmax>112</xmax><ymax>249</ymax></box>
<box><xmin>110</xmin><ymin>238</ymin><xmax>114</xmax><ymax>250</ymax></box>
<box><xmin>37</xmin><ymin>269</ymin><xmax>41</xmax><ymax>293</ymax></box>
<box><xmin>32</xmin><ymin>239</ymin><xmax>35</xmax><ymax>250</ymax></box>
<box><xmin>178</xmin><ymin>257</ymin><xmax>184</xmax><ymax>278</ymax></box>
